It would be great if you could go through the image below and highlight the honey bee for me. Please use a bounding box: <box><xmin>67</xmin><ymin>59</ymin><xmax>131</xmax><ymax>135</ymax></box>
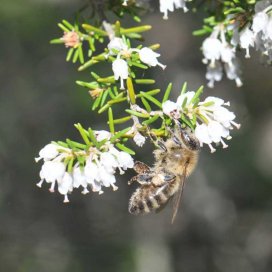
<box><xmin>128</xmin><ymin>125</ymin><xmax>200</xmax><ymax>223</ymax></box>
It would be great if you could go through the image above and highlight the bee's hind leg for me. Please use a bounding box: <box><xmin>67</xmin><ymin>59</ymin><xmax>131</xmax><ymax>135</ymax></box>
<box><xmin>128</xmin><ymin>173</ymin><xmax>154</xmax><ymax>185</ymax></box>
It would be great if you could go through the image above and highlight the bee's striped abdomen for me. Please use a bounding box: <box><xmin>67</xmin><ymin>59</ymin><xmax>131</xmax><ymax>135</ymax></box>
<box><xmin>128</xmin><ymin>181</ymin><xmax>178</xmax><ymax>215</ymax></box>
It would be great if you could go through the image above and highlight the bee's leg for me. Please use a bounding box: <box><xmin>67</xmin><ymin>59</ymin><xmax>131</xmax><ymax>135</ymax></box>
<box><xmin>133</xmin><ymin>161</ymin><xmax>151</xmax><ymax>174</ymax></box>
<box><xmin>157</xmin><ymin>140</ymin><xmax>167</xmax><ymax>151</ymax></box>
<box><xmin>177</xmin><ymin>125</ymin><xmax>200</xmax><ymax>151</ymax></box>
<box><xmin>128</xmin><ymin>173</ymin><xmax>154</xmax><ymax>185</ymax></box>
<box><xmin>151</xmin><ymin>172</ymin><xmax>176</xmax><ymax>186</ymax></box>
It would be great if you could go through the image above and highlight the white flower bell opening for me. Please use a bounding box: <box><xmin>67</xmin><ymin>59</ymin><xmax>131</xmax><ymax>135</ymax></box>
<box><xmin>139</xmin><ymin>47</ymin><xmax>166</xmax><ymax>69</ymax></box>
<box><xmin>112</xmin><ymin>58</ymin><xmax>129</xmax><ymax>89</ymax></box>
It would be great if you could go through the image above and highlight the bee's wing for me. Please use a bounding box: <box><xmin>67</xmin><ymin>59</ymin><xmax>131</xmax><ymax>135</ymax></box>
<box><xmin>134</xmin><ymin>161</ymin><xmax>151</xmax><ymax>174</ymax></box>
<box><xmin>171</xmin><ymin>163</ymin><xmax>188</xmax><ymax>224</ymax></box>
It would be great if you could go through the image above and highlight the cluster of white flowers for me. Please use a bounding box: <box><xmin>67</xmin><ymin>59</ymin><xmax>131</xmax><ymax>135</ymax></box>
<box><xmin>159</xmin><ymin>0</ymin><xmax>189</xmax><ymax>19</ymax></box>
<box><xmin>202</xmin><ymin>25</ymin><xmax>242</xmax><ymax>88</ymax></box>
<box><xmin>35</xmin><ymin>130</ymin><xmax>134</xmax><ymax>202</ymax></box>
<box><xmin>202</xmin><ymin>0</ymin><xmax>272</xmax><ymax>87</ymax></box>
<box><xmin>232</xmin><ymin>0</ymin><xmax>272</xmax><ymax>63</ymax></box>
<box><xmin>108</xmin><ymin>37</ymin><xmax>166</xmax><ymax>89</ymax></box>
<box><xmin>162</xmin><ymin>92</ymin><xmax>240</xmax><ymax>152</ymax></box>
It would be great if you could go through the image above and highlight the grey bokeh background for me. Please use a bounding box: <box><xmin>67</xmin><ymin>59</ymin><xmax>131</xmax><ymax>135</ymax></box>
<box><xmin>1</xmin><ymin>0</ymin><xmax>272</xmax><ymax>271</ymax></box>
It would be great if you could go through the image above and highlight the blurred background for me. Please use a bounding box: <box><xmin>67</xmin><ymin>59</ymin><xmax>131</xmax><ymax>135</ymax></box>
<box><xmin>0</xmin><ymin>0</ymin><xmax>272</xmax><ymax>271</ymax></box>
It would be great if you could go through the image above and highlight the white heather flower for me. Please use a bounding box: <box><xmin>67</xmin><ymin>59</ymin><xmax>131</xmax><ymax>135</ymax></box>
<box><xmin>162</xmin><ymin>100</ymin><xmax>180</xmax><ymax>119</ymax></box>
<box><xmin>195</xmin><ymin>124</ymin><xmax>215</xmax><ymax>153</ymax></box>
<box><xmin>112</xmin><ymin>58</ymin><xmax>129</xmax><ymax>90</ymax></box>
<box><xmin>220</xmin><ymin>45</ymin><xmax>235</xmax><ymax>64</ymax></box>
<box><xmin>195</xmin><ymin>96</ymin><xmax>240</xmax><ymax>152</ymax></box>
<box><xmin>73</xmin><ymin>166</ymin><xmax>89</xmax><ymax>194</ymax></box>
<box><xmin>133</xmin><ymin>132</ymin><xmax>146</xmax><ymax>147</ymax></box>
<box><xmin>206</xmin><ymin>61</ymin><xmax>223</xmax><ymax>88</ymax></box>
<box><xmin>224</xmin><ymin>61</ymin><xmax>243</xmax><ymax>87</ymax></box>
<box><xmin>139</xmin><ymin>47</ymin><xmax>166</xmax><ymax>69</ymax></box>
<box><xmin>117</xmin><ymin>151</ymin><xmax>134</xmax><ymax>170</ymax></box>
<box><xmin>98</xmin><ymin>166</ymin><xmax>117</xmax><ymax>189</ymax></box>
<box><xmin>84</xmin><ymin>160</ymin><xmax>100</xmax><ymax>183</ymax></box>
<box><xmin>95</xmin><ymin>130</ymin><xmax>111</xmax><ymax>141</ymax></box>
<box><xmin>38</xmin><ymin>161</ymin><xmax>66</xmax><ymax>191</ymax></box>
<box><xmin>58</xmin><ymin>172</ymin><xmax>73</xmax><ymax>203</ymax></box>
<box><xmin>239</xmin><ymin>26</ymin><xmax>255</xmax><ymax>58</ymax></box>
<box><xmin>101</xmin><ymin>152</ymin><xmax>119</xmax><ymax>174</ymax></box>
<box><xmin>252</xmin><ymin>12</ymin><xmax>269</xmax><ymax>33</ymax></box>
<box><xmin>159</xmin><ymin>0</ymin><xmax>188</xmax><ymax>19</ymax></box>
<box><xmin>176</xmin><ymin>91</ymin><xmax>195</xmax><ymax>108</ymax></box>
<box><xmin>108</xmin><ymin>37</ymin><xmax>128</xmax><ymax>54</ymax></box>
<box><xmin>122</xmin><ymin>0</ymin><xmax>128</xmax><ymax>6</ymax></box>
<box><xmin>202</xmin><ymin>37</ymin><xmax>223</xmax><ymax>65</ymax></box>
<box><xmin>35</xmin><ymin>143</ymin><xmax>59</xmax><ymax>162</ymax></box>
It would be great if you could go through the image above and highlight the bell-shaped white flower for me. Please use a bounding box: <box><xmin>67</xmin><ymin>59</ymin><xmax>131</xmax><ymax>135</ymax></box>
<box><xmin>139</xmin><ymin>47</ymin><xmax>166</xmax><ymax>69</ymax></box>
<box><xmin>202</xmin><ymin>37</ymin><xmax>223</xmax><ymax>64</ymax></box>
<box><xmin>108</xmin><ymin>37</ymin><xmax>128</xmax><ymax>55</ymax></box>
<box><xmin>117</xmin><ymin>151</ymin><xmax>134</xmax><ymax>170</ymax></box>
<box><xmin>239</xmin><ymin>26</ymin><xmax>255</xmax><ymax>58</ymax></box>
<box><xmin>98</xmin><ymin>166</ymin><xmax>117</xmax><ymax>190</ymax></box>
<box><xmin>224</xmin><ymin>61</ymin><xmax>243</xmax><ymax>87</ymax></box>
<box><xmin>95</xmin><ymin>130</ymin><xmax>111</xmax><ymax>142</ymax></box>
<box><xmin>162</xmin><ymin>100</ymin><xmax>180</xmax><ymax>119</ymax></box>
<box><xmin>159</xmin><ymin>0</ymin><xmax>188</xmax><ymax>19</ymax></box>
<box><xmin>73</xmin><ymin>166</ymin><xmax>89</xmax><ymax>194</ymax></box>
<box><xmin>35</xmin><ymin>143</ymin><xmax>59</xmax><ymax>162</ymax></box>
<box><xmin>195</xmin><ymin>124</ymin><xmax>215</xmax><ymax>153</ymax></box>
<box><xmin>58</xmin><ymin>172</ymin><xmax>73</xmax><ymax>202</ymax></box>
<box><xmin>176</xmin><ymin>91</ymin><xmax>195</xmax><ymax>108</ymax></box>
<box><xmin>100</xmin><ymin>152</ymin><xmax>119</xmax><ymax>174</ymax></box>
<box><xmin>133</xmin><ymin>132</ymin><xmax>146</xmax><ymax>147</ymax></box>
<box><xmin>38</xmin><ymin>161</ymin><xmax>66</xmax><ymax>191</ymax></box>
<box><xmin>206</xmin><ymin>61</ymin><xmax>223</xmax><ymax>88</ymax></box>
<box><xmin>112</xmin><ymin>58</ymin><xmax>129</xmax><ymax>90</ymax></box>
<box><xmin>253</xmin><ymin>12</ymin><xmax>269</xmax><ymax>33</ymax></box>
<box><xmin>84</xmin><ymin>160</ymin><xmax>99</xmax><ymax>182</ymax></box>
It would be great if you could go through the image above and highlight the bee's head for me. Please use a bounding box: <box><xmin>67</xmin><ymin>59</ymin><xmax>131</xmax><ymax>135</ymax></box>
<box><xmin>176</xmin><ymin>124</ymin><xmax>200</xmax><ymax>151</ymax></box>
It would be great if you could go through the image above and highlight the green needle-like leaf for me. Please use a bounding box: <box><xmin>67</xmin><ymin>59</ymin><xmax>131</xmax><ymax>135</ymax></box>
<box><xmin>191</xmin><ymin>86</ymin><xmax>203</xmax><ymax>104</ymax></box>
<box><xmin>142</xmin><ymin>114</ymin><xmax>160</xmax><ymax>125</ymax></box>
<box><xmin>72</xmin><ymin>49</ymin><xmax>79</xmax><ymax>63</ymax></box>
<box><xmin>82</xmin><ymin>24</ymin><xmax>107</xmax><ymax>36</ymax></box>
<box><xmin>141</xmin><ymin>97</ymin><xmax>151</xmax><ymax>112</ymax></box>
<box><xmin>78</xmin><ymin>45</ymin><xmax>84</xmax><ymax>64</ymax></box>
<box><xmin>58</xmin><ymin>23</ymin><xmax>70</xmax><ymax>32</ymax></box>
<box><xmin>126</xmin><ymin>109</ymin><xmax>150</xmax><ymax>118</ymax></box>
<box><xmin>74</xmin><ymin>123</ymin><xmax>91</xmax><ymax>145</ymax></box>
<box><xmin>140</xmin><ymin>92</ymin><xmax>162</xmax><ymax>108</ymax></box>
<box><xmin>66</xmin><ymin>48</ymin><xmax>74</xmax><ymax>62</ymax></box>
<box><xmin>110</xmin><ymin>127</ymin><xmax>132</xmax><ymax>143</ymax></box>
<box><xmin>67</xmin><ymin>157</ymin><xmax>74</xmax><ymax>173</ymax></box>
<box><xmin>88</xmin><ymin>128</ymin><xmax>98</xmax><ymax>147</ymax></box>
<box><xmin>162</xmin><ymin>83</ymin><xmax>173</xmax><ymax>103</ymax></box>
<box><xmin>62</xmin><ymin>20</ymin><xmax>74</xmax><ymax>30</ymax></box>
<box><xmin>135</xmin><ymin>79</ymin><xmax>155</xmax><ymax>84</ymax></box>
<box><xmin>180</xmin><ymin>82</ymin><xmax>187</xmax><ymax>95</ymax></box>
<box><xmin>120</xmin><ymin>25</ymin><xmax>151</xmax><ymax>34</ymax></box>
<box><xmin>111</xmin><ymin>116</ymin><xmax>132</xmax><ymax>124</ymax></box>
<box><xmin>127</xmin><ymin>77</ymin><xmax>136</xmax><ymax>104</ymax></box>
<box><xmin>108</xmin><ymin>107</ymin><xmax>115</xmax><ymax>134</ymax></box>
<box><xmin>116</xmin><ymin>143</ymin><xmax>135</xmax><ymax>155</ymax></box>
